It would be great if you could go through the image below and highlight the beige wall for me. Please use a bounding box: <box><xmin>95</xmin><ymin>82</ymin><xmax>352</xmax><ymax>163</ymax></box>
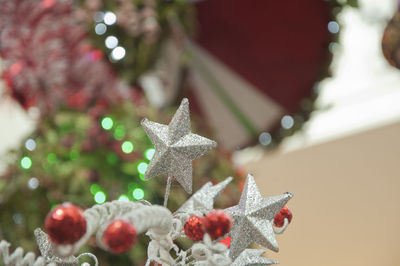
<box><xmin>245</xmin><ymin>122</ymin><xmax>400</xmax><ymax>266</ymax></box>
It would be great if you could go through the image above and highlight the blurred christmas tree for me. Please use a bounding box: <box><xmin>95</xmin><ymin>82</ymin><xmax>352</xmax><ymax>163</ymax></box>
<box><xmin>0</xmin><ymin>0</ymin><xmax>241</xmax><ymax>265</ymax></box>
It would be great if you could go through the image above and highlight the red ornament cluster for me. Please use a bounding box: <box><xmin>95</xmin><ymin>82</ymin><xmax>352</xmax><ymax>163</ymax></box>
<box><xmin>45</xmin><ymin>203</ymin><xmax>87</xmax><ymax>244</ymax></box>
<box><xmin>103</xmin><ymin>220</ymin><xmax>137</xmax><ymax>254</ymax></box>
<box><xmin>184</xmin><ymin>210</ymin><xmax>232</xmax><ymax>241</ymax></box>
<box><xmin>274</xmin><ymin>205</ymin><xmax>293</xmax><ymax>228</ymax></box>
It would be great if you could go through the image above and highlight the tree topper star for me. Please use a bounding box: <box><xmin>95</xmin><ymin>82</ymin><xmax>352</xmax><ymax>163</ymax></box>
<box><xmin>225</xmin><ymin>174</ymin><xmax>293</xmax><ymax>259</ymax></box>
<box><xmin>141</xmin><ymin>98</ymin><xmax>217</xmax><ymax>194</ymax></box>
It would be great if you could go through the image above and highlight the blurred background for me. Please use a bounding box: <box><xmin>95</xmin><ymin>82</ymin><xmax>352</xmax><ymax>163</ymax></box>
<box><xmin>0</xmin><ymin>0</ymin><xmax>399</xmax><ymax>265</ymax></box>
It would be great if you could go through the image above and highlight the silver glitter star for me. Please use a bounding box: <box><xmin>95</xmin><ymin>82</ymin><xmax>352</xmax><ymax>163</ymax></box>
<box><xmin>232</xmin><ymin>249</ymin><xmax>278</xmax><ymax>266</ymax></box>
<box><xmin>141</xmin><ymin>98</ymin><xmax>217</xmax><ymax>194</ymax></box>
<box><xmin>34</xmin><ymin>228</ymin><xmax>78</xmax><ymax>266</ymax></box>
<box><xmin>225</xmin><ymin>174</ymin><xmax>293</xmax><ymax>259</ymax></box>
<box><xmin>175</xmin><ymin>177</ymin><xmax>233</xmax><ymax>215</ymax></box>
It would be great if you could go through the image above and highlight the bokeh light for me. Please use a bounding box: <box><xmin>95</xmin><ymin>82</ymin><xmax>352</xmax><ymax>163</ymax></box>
<box><xmin>145</xmin><ymin>148</ymin><xmax>155</xmax><ymax>160</ymax></box>
<box><xmin>104</xmin><ymin>11</ymin><xmax>117</xmax><ymax>25</ymax></box>
<box><xmin>20</xmin><ymin>156</ymin><xmax>32</xmax><ymax>169</ymax></box>
<box><xmin>137</xmin><ymin>162</ymin><xmax>148</xmax><ymax>175</ymax></box>
<box><xmin>259</xmin><ymin>132</ymin><xmax>272</xmax><ymax>146</ymax></box>
<box><xmin>132</xmin><ymin>188</ymin><xmax>144</xmax><ymax>200</ymax></box>
<box><xmin>111</xmin><ymin>46</ymin><xmax>126</xmax><ymax>61</ymax></box>
<box><xmin>90</xmin><ymin>184</ymin><xmax>101</xmax><ymax>195</ymax></box>
<box><xmin>94</xmin><ymin>191</ymin><xmax>106</xmax><ymax>204</ymax></box>
<box><xmin>113</xmin><ymin>125</ymin><xmax>126</xmax><ymax>140</ymax></box>
<box><xmin>118</xmin><ymin>195</ymin><xmax>130</xmax><ymax>202</ymax></box>
<box><xmin>105</xmin><ymin>36</ymin><xmax>118</xmax><ymax>49</ymax></box>
<box><xmin>121</xmin><ymin>141</ymin><xmax>134</xmax><ymax>154</ymax></box>
<box><xmin>328</xmin><ymin>21</ymin><xmax>339</xmax><ymax>34</ymax></box>
<box><xmin>95</xmin><ymin>23</ymin><xmax>107</xmax><ymax>35</ymax></box>
<box><xmin>25</xmin><ymin>138</ymin><xmax>36</xmax><ymax>151</ymax></box>
<box><xmin>28</xmin><ymin>177</ymin><xmax>39</xmax><ymax>190</ymax></box>
<box><xmin>101</xmin><ymin>117</ymin><xmax>114</xmax><ymax>130</ymax></box>
<box><xmin>281</xmin><ymin>115</ymin><xmax>294</xmax><ymax>129</ymax></box>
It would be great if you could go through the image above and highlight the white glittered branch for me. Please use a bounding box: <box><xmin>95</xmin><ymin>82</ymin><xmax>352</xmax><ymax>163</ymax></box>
<box><xmin>52</xmin><ymin>201</ymin><xmax>173</xmax><ymax>257</ymax></box>
<box><xmin>0</xmin><ymin>240</ymin><xmax>49</xmax><ymax>266</ymax></box>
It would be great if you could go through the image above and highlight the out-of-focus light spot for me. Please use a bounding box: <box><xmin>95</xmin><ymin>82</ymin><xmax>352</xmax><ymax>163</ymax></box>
<box><xmin>90</xmin><ymin>184</ymin><xmax>101</xmax><ymax>195</ymax></box>
<box><xmin>40</xmin><ymin>0</ymin><xmax>56</xmax><ymax>9</ymax></box>
<box><xmin>95</xmin><ymin>23</ymin><xmax>107</xmax><ymax>35</ymax></box>
<box><xmin>118</xmin><ymin>195</ymin><xmax>129</xmax><ymax>202</ymax></box>
<box><xmin>9</xmin><ymin>61</ymin><xmax>24</xmax><ymax>76</ymax></box>
<box><xmin>145</xmin><ymin>148</ymin><xmax>155</xmax><ymax>160</ymax></box>
<box><xmin>69</xmin><ymin>149</ymin><xmax>80</xmax><ymax>160</ymax></box>
<box><xmin>259</xmin><ymin>132</ymin><xmax>272</xmax><ymax>146</ymax></box>
<box><xmin>25</xmin><ymin>138</ymin><xmax>36</xmax><ymax>151</ymax></box>
<box><xmin>105</xmin><ymin>36</ymin><xmax>118</xmax><ymax>49</ymax></box>
<box><xmin>94</xmin><ymin>191</ymin><xmax>106</xmax><ymax>204</ymax></box>
<box><xmin>21</xmin><ymin>157</ymin><xmax>32</xmax><ymax>169</ymax></box>
<box><xmin>13</xmin><ymin>213</ymin><xmax>23</xmax><ymax>224</ymax></box>
<box><xmin>121</xmin><ymin>141</ymin><xmax>134</xmax><ymax>154</ymax></box>
<box><xmin>111</xmin><ymin>46</ymin><xmax>126</xmax><ymax>61</ymax></box>
<box><xmin>137</xmin><ymin>162</ymin><xmax>148</xmax><ymax>174</ymax></box>
<box><xmin>104</xmin><ymin>11</ymin><xmax>117</xmax><ymax>25</ymax></box>
<box><xmin>28</xmin><ymin>177</ymin><xmax>39</xmax><ymax>190</ymax></box>
<box><xmin>132</xmin><ymin>188</ymin><xmax>144</xmax><ymax>200</ymax></box>
<box><xmin>113</xmin><ymin>125</ymin><xmax>125</xmax><ymax>140</ymax></box>
<box><xmin>328</xmin><ymin>21</ymin><xmax>339</xmax><ymax>34</ymax></box>
<box><xmin>281</xmin><ymin>115</ymin><xmax>294</xmax><ymax>129</ymax></box>
<box><xmin>101</xmin><ymin>117</ymin><xmax>113</xmax><ymax>130</ymax></box>
<box><xmin>47</xmin><ymin>153</ymin><xmax>57</xmax><ymax>164</ymax></box>
<box><xmin>329</xmin><ymin>42</ymin><xmax>338</xmax><ymax>53</ymax></box>
<box><xmin>93</xmin><ymin>12</ymin><xmax>104</xmax><ymax>23</ymax></box>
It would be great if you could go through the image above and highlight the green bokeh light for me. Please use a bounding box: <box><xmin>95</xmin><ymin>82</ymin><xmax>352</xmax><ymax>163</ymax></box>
<box><xmin>137</xmin><ymin>162</ymin><xmax>148</xmax><ymax>174</ymax></box>
<box><xmin>101</xmin><ymin>117</ymin><xmax>114</xmax><ymax>130</ymax></box>
<box><xmin>20</xmin><ymin>156</ymin><xmax>32</xmax><ymax>169</ymax></box>
<box><xmin>69</xmin><ymin>149</ymin><xmax>80</xmax><ymax>160</ymax></box>
<box><xmin>132</xmin><ymin>188</ymin><xmax>144</xmax><ymax>200</ymax></box>
<box><xmin>121</xmin><ymin>141</ymin><xmax>134</xmax><ymax>154</ymax></box>
<box><xmin>113</xmin><ymin>125</ymin><xmax>126</xmax><ymax>140</ymax></box>
<box><xmin>90</xmin><ymin>184</ymin><xmax>101</xmax><ymax>195</ymax></box>
<box><xmin>145</xmin><ymin>148</ymin><xmax>155</xmax><ymax>160</ymax></box>
<box><xmin>94</xmin><ymin>191</ymin><xmax>106</xmax><ymax>204</ymax></box>
<box><xmin>47</xmin><ymin>153</ymin><xmax>57</xmax><ymax>164</ymax></box>
<box><xmin>118</xmin><ymin>195</ymin><xmax>130</xmax><ymax>202</ymax></box>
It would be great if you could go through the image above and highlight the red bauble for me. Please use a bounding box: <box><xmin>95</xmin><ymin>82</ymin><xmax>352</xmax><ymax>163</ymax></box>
<box><xmin>274</xmin><ymin>206</ymin><xmax>293</xmax><ymax>227</ymax></box>
<box><xmin>203</xmin><ymin>210</ymin><xmax>232</xmax><ymax>240</ymax></box>
<box><xmin>45</xmin><ymin>203</ymin><xmax>86</xmax><ymax>244</ymax></box>
<box><xmin>184</xmin><ymin>216</ymin><xmax>205</xmax><ymax>241</ymax></box>
<box><xmin>103</xmin><ymin>220</ymin><xmax>137</xmax><ymax>253</ymax></box>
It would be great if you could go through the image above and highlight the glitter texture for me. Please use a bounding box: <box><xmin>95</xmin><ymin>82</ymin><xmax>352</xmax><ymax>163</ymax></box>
<box><xmin>141</xmin><ymin>98</ymin><xmax>217</xmax><ymax>194</ymax></box>
<box><xmin>175</xmin><ymin>177</ymin><xmax>232</xmax><ymax>215</ymax></box>
<box><xmin>232</xmin><ymin>249</ymin><xmax>278</xmax><ymax>266</ymax></box>
<box><xmin>225</xmin><ymin>174</ymin><xmax>293</xmax><ymax>259</ymax></box>
<box><xmin>34</xmin><ymin>228</ymin><xmax>78</xmax><ymax>265</ymax></box>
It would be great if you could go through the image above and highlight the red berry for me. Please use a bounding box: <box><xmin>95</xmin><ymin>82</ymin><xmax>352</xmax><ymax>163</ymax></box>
<box><xmin>203</xmin><ymin>210</ymin><xmax>232</xmax><ymax>240</ymax></box>
<box><xmin>274</xmin><ymin>206</ymin><xmax>293</xmax><ymax>227</ymax></box>
<box><xmin>103</xmin><ymin>220</ymin><xmax>137</xmax><ymax>253</ymax></box>
<box><xmin>184</xmin><ymin>216</ymin><xmax>205</xmax><ymax>241</ymax></box>
<box><xmin>45</xmin><ymin>203</ymin><xmax>86</xmax><ymax>244</ymax></box>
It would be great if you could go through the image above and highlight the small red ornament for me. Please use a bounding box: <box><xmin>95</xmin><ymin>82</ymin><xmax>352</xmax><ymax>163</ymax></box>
<box><xmin>103</xmin><ymin>220</ymin><xmax>137</xmax><ymax>253</ymax></box>
<box><xmin>184</xmin><ymin>216</ymin><xmax>205</xmax><ymax>241</ymax></box>
<box><xmin>203</xmin><ymin>210</ymin><xmax>232</xmax><ymax>240</ymax></box>
<box><xmin>274</xmin><ymin>205</ymin><xmax>293</xmax><ymax>228</ymax></box>
<box><xmin>45</xmin><ymin>203</ymin><xmax>86</xmax><ymax>244</ymax></box>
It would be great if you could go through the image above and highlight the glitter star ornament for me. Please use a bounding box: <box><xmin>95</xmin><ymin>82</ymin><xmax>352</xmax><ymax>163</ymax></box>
<box><xmin>175</xmin><ymin>176</ymin><xmax>233</xmax><ymax>215</ymax></box>
<box><xmin>232</xmin><ymin>249</ymin><xmax>278</xmax><ymax>266</ymax></box>
<box><xmin>225</xmin><ymin>174</ymin><xmax>293</xmax><ymax>259</ymax></box>
<box><xmin>141</xmin><ymin>98</ymin><xmax>217</xmax><ymax>194</ymax></box>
